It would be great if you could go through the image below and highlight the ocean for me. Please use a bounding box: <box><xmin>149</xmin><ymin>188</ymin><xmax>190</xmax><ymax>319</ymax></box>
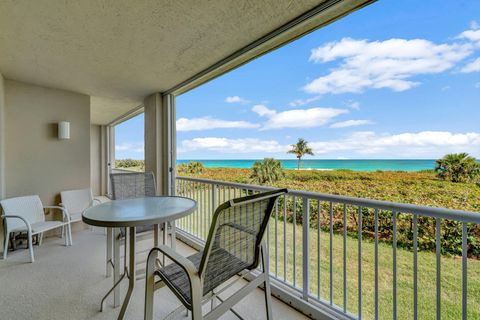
<box><xmin>176</xmin><ymin>159</ymin><xmax>436</xmax><ymax>172</ymax></box>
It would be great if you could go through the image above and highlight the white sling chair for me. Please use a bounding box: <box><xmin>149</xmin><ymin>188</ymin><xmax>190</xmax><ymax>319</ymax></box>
<box><xmin>144</xmin><ymin>188</ymin><xmax>287</xmax><ymax>320</ymax></box>
<box><xmin>60</xmin><ymin>188</ymin><xmax>101</xmax><ymax>242</ymax></box>
<box><xmin>1</xmin><ymin>195</ymin><xmax>71</xmax><ymax>263</ymax></box>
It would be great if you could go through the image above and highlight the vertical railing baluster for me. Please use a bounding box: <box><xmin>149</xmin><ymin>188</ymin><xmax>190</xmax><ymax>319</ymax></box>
<box><xmin>358</xmin><ymin>206</ymin><xmax>362</xmax><ymax>319</ymax></box>
<box><xmin>189</xmin><ymin>181</ymin><xmax>193</xmax><ymax>233</ymax></box>
<box><xmin>374</xmin><ymin>208</ymin><xmax>379</xmax><ymax>320</ymax></box>
<box><xmin>302</xmin><ymin>197</ymin><xmax>310</xmax><ymax>300</ymax></box>
<box><xmin>413</xmin><ymin>214</ymin><xmax>418</xmax><ymax>320</ymax></box>
<box><xmin>284</xmin><ymin>194</ymin><xmax>287</xmax><ymax>281</ymax></box>
<box><xmin>275</xmin><ymin>200</ymin><xmax>279</xmax><ymax>278</ymax></box>
<box><xmin>293</xmin><ymin>196</ymin><xmax>297</xmax><ymax>287</ymax></box>
<box><xmin>233</xmin><ymin>187</ymin><xmax>237</xmax><ymax>255</ymax></box>
<box><xmin>343</xmin><ymin>204</ymin><xmax>347</xmax><ymax>313</ymax></box>
<box><xmin>318</xmin><ymin>201</ymin><xmax>321</xmax><ymax>300</ymax></box>
<box><xmin>436</xmin><ymin>218</ymin><xmax>441</xmax><ymax>320</ymax></box>
<box><xmin>393</xmin><ymin>211</ymin><xmax>397</xmax><ymax>320</ymax></box>
<box><xmin>329</xmin><ymin>202</ymin><xmax>333</xmax><ymax>305</ymax></box>
<box><xmin>462</xmin><ymin>222</ymin><xmax>467</xmax><ymax>320</ymax></box>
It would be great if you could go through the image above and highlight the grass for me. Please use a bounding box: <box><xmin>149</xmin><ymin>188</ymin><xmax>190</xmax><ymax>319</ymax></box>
<box><xmin>266</xmin><ymin>218</ymin><xmax>480</xmax><ymax>319</ymax></box>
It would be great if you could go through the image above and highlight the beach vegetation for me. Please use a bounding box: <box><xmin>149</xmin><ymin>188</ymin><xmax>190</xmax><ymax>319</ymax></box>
<box><xmin>115</xmin><ymin>159</ymin><xmax>144</xmax><ymax>170</ymax></box>
<box><xmin>177</xmin><ymin>161</ymin><xmax>204</xmax><ymax>174</ymax></box>
<box><xmin>435</xmin><ymin>152</ymin><xmax>480</xmax><ymax>183</ymax></box>
<box><xmin>250</xmin><ymin>158</ymin><xmax>284</xmax><ymax>185</ymax></box>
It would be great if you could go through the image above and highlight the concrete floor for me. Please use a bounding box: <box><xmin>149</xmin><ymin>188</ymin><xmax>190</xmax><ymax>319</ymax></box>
<box><xmin>0</xmin><ymin>228</ymin><xmax>307</xmax><ymax>320</ymax></box>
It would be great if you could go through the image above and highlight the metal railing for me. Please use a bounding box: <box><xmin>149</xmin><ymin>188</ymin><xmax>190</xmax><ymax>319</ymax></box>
<box><xmin>175</xmin><ymin>176</ymin><xmax>480</xmax><ymax>320</ymax></box>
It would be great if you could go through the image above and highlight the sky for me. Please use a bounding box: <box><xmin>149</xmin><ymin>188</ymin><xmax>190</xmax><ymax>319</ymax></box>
<box><xmin>116</xmin><ymin>0</ymin><xmax>480</xmax><ymax>160</ymax></box>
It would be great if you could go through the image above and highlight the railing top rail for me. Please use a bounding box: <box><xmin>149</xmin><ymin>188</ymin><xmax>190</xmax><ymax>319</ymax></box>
<box><xmin>176</xmin><ymin>176</ymin><xmax>480</xmax><ymax>223</ymax></box>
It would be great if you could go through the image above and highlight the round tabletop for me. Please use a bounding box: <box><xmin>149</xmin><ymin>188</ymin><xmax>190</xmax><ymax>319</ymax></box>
<box><xmin>82</xmin><ymin>196</ymin><xmax>197</xmax><ymax>228</ymax></box>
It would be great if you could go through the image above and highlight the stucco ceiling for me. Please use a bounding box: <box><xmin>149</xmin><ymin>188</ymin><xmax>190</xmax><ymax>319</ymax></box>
<box><xmin>0</xmin><ymin>0</ymin><xmax>333</xmax><ymax>124</ymax></box>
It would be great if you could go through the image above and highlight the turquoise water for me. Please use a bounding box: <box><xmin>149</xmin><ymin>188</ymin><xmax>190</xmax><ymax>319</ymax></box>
<box><xmin>177</xmin><ymin>159</ymin><xmax>436</xmax><ymax>172</ymax></box>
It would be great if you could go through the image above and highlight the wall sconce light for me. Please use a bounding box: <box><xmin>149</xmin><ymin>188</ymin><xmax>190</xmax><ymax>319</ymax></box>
<box><xmin>58</xmin><ymin>121</ymin><xmax>70</xmax><ymax>140</ymax></box>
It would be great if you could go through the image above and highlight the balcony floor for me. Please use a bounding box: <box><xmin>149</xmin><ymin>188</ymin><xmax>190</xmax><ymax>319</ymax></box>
<box><xmin>0</xmin><ymin>228</ymin><xmax>307</xmax><ymax>320</ymax></box>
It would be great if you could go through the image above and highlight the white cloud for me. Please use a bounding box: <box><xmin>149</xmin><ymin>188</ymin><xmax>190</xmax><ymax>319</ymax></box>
<box><xmin>289</xmin><ymin>96</ymin><xmax>321</xmax><ymax>107</ymax></box>
<box><xmin>304</xmin><ymin>36</ymin><xmax>474</xmax><ymax>95</ymax></box>
<box><xmin>179</xmin><ymin>137</ymin><xmax>287</xmax><ymax>154</ymax></box>
<box><xmin>252</xmin><ymin>105</ymin><xmax>347</xmax><ymax>130</ymax></box>
<box><xmin>251</xmin><ymin>104</ymin><xmax>276</xmax><ymax>117</ymax></box>
<box><xmin>330</xmin><ymin>120</ymin><xmax>374</xmax><ymax>128</ymax></box>
<box><xmin>225</xmin><ymin>96</ymin><xmax>249</xmax><ymax>103</ymax></box>
<box><xmin>179</xmin><ymin>131</ymin><xmax>480</xmax><ymax>158</ymax></box>
<box><xmin>457</xmin><ymin>29</ymin><xmax>480</xmax><ymax>45</ymax></box>
<box><xmin>461</xmin><ymin>57</ymin><xmax>480</xmax><ymax>73</ymax></box>
<box><xmin>176</xmin><ymin>117</ymin><xmax>259</xmax><ymax>131</ymax></box>
<box><xmin>347</xmin><ymin>100</ymin><xmax>360</xmax><ymax>110</ymax></box>
<box><xmin>115</xmin><ymin>143</ymin><xmax>144</xmax><ymax>153</ymax></box>
<box><xmin>309</xmin><ymin>131</ymin><xmax>480</xmax><ymax>157</ymax></box>
<box><xmin>470</xmin><ymin>20</ymin><xmax>479</xmax><ymax>30</ymax></box>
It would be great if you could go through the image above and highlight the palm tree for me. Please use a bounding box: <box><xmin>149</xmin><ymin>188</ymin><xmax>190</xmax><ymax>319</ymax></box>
<box><xmin>250</xmin><ymin>158</ymin><xmax>284</xmax><ymax>185</ymax></box>
<box><xmin>287</xmin><ymin>138</ymin><xmax>314</xmax><ymax>170</ymax></box>
<box><xmin>435</xmin><ymin>153</ymin><xmax>480</xmax><ymax>183</ymax></box>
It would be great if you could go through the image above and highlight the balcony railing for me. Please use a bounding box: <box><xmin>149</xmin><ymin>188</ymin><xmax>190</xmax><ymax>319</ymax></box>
<box><xmin>175</xmin><ymin>176</ymin><xmax>480</xmax><ymax>320</ymax></box>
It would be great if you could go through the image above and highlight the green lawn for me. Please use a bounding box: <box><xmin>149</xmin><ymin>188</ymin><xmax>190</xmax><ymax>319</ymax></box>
<box><xmin>176</xmin><ymin>184</ymin><xmax>480</xmax><ymax>319</ymax></box>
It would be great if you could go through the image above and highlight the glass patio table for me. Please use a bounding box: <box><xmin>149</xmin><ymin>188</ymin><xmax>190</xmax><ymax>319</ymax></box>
<box><xmin>83</xmin><ymin>196</ymin><xmax>196</xmax><ymax>320</ymax></box>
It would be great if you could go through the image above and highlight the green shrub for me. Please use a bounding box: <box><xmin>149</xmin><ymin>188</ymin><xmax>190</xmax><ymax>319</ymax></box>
<box><xmin>435</xmin><ymin>153</ymin><xmax>480</xmax><ymax>183</ymax></box>
<box><xmin>250</xmin><ymin>158</ymin><xmax>284</xmax><ymax>185</ymax></box>
<box><xmin>115</xmin><ymin>159</ymin><xmax>144</xmax><ymax>169</ymax></box>
<box><xmin>177</xmin><ymin>161</ymin><xmax>204</xmax><ymax>175</ymax></box>
<box><xmin>181</xmin><ymin>167</ymin><xmax>480</xmax><ymax>257</ymax></box>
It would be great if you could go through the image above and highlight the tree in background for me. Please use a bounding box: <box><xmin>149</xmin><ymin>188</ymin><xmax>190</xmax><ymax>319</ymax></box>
<box><xmin>177</xmin><ymin>161</ymin><xmax>204</xmax><ymax>175</ymax></box>
<box><xmin>435</xmin><ymin>153</ymin><xmax>480</xmax><ymax>183</ymax></box>
<box><xmin>250</xmin><ymin>158</ymin><xmax>284</xmax><ymax>185</ymax></box>
<box><xmin>287</xmin><ymin>138</ymin><xmax>314</xmax><ymax>170</ymax></box>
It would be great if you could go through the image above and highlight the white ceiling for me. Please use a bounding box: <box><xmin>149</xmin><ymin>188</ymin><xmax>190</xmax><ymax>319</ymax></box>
<box><xmin>0</xmin><ymin>0</ymin><xmax>341</xmax><ymax>124</ymax></box>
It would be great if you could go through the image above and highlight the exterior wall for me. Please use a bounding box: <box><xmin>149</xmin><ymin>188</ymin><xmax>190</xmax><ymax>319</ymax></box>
<box><xmin>0</xmin><ymin>73</ymin><xmax>5</xmax><ymax>199</ymax></box>
<box><xmin>4</xmin><ymin>80</ymin><xmax>91</xmax><ymax>205</ymax></box>
<box><xmin>90</xmin><ymin>125</ymin><xmax>102</xmax><ymax>196</ymax></box>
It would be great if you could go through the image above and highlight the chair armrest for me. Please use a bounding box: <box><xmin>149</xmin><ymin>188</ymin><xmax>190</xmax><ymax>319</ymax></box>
<box><xmin>2</xmin><ymin>215</ymin><xmax>32</xmax><ymax>232</ymax></box>
<box><xmin>44</xmin><ymin>206</ymin><xmax>70</xmax><ymax>222</ymax></box>
<box><xmin>152</xmin><ymin>245</ymin><xmax>198</xmax><ymax>278</ymax></box>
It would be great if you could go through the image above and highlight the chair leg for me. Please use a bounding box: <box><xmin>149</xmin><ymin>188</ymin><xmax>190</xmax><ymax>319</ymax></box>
<box><xmin>144</xmin><ymin>249</ymin><xmax>157</xmax><ymax>320</ymax></box>
<box><xmin>28</xmin><ymin>231</ymin><xmax>34</xmax><ymax>263</ymax></box>
<box><xmin>61</xmin><ymin>225</ymin><xmax>65</xmax><ymax>238</ymax></box>
<box><xmin>3</xmin><ymin>231</ymin><xmax>9</xmax><ymax>260</ymax></box>
<box><xmin>191</xmin><ymin>303</ymin><xmax>202</xmax><ymax>320</ymax></box>
<box><xmin>261</xmin><ymin>243</ymin><xmax>273</xmax><ymax>320</ymax></box>
<box><xmin>170</xmin><ymin>221</ymin><xmax>176</xmax><ymax>250</ymax></box>
<box><xmin>68</xmin><ymin>223</ymin><xmax>73</xmax><ymax>246</ymax></box>
<box><xmin>38</xmin><ymin>233</ymin><xmax>43</xmax><ymax>246</ymax></box>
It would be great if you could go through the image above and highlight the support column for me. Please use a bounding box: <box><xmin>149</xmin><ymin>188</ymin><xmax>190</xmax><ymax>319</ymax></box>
<box><xmin>0</xmin><ymin>73</ymin><xmax>5</xmax><ymax>255</ymax></box>
<box><xmin>144</xmin><ymin>93</ymin><xmax>176</xmax><ymax>196</ymax></box>
<box><xmin>100</xmin><ymin>125</ymin><xmax>115</xmax><ymax>196</ymax></box>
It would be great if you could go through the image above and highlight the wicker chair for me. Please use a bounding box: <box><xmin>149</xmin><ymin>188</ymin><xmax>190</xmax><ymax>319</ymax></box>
<box><xmin>144</xmin><ymin>188</ymin><xmax>288</xmax><ymax>320</ymax></box>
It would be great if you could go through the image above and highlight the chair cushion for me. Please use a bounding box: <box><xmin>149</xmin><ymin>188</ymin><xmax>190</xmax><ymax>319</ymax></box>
<box><xmin>11</xmin><ymin>220</ymin><xmax>64</xmax><ymax>234</ymax></box>
<box><xmin>156</xmin><ymin>248</ymin><xmax>250</xmax><ymax>307</ymax></box>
